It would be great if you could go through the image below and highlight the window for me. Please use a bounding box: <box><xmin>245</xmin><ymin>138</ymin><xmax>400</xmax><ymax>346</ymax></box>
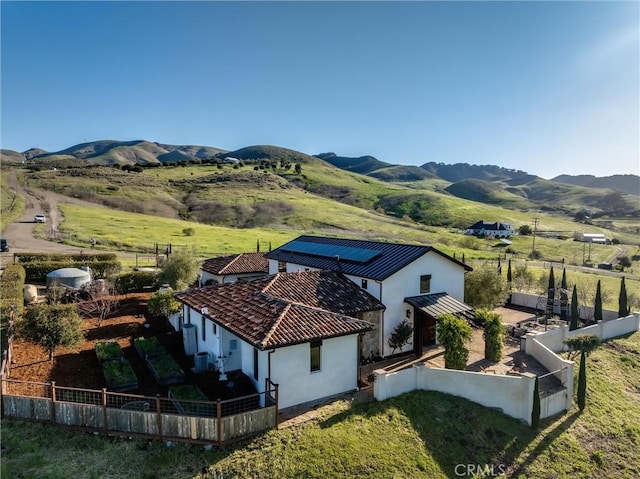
<box><xmin>253</xmin><ymin>348</ymin><xmax>259</xmax><ymax>380</ymax></box>
<box><xmin>420</xmin><ymin>274</ymin><xmax>432</xmax><ymax>294</ymax></box>
<box><xmin>212</xmin><ymin>322</ymin><xmax>217</xmax><ymax>335</ymax></box>
<box><xmin>361</xmin><ymin>279</ymin><xmax>368</xmax><ymax>289</ymax></box>
<box><xmin>201</xmin><ymin>316</ymin><xmax>206</xmax><ymax>341</ymax></box>
<box><xmin>310</xmin><ymin>340</ymin><xmax>322</xmax><ymax>372</ymax></box>
<box><xmin>278</xmin><ymin>260</ymin><xmax>286</xmax><ymax>272</ymax></box>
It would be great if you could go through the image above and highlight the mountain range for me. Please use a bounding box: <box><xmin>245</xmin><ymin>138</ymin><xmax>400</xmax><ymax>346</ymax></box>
<box><xmin>1</xmin><ymin>140</ymin><xmax>638</xmax><ymax>208</ymax></box>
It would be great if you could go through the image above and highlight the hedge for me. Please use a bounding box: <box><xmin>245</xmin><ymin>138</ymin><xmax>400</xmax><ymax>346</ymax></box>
<box><xmin>23</xmin><ymin>261</ymin><xmax>121</xmax><ymax>283</ymax></box>
<box><xmin>0</xmin><ymin>263</ymin><xmax>26</xmax><ymax>324</ymax></box>
<box><xmin>15</xmin><ymin>252</ymin><xmax>117</xmax><ymax>263</ymax></box>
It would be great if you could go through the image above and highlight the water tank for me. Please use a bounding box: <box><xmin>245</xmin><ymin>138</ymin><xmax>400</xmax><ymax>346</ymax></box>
<box><xmin>195</xmin><ymin>351</ymin><xmax>209</xmax><ymax>373</ymax></box>
<box><xmin>182</xmin><ymin>323</ymin><xmax>197</xmax><ymax>355</ymax></box>
<box><xmin>46</xmin><ymin>268</ymin><xmax>91</xmax><ymax>289</ymax></box>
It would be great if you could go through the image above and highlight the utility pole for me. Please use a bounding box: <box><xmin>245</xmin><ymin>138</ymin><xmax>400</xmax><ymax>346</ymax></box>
<box><xmin>531</xmin><ymin>217</ymin><xmax>539</xmax><ymax>256</ymax></box>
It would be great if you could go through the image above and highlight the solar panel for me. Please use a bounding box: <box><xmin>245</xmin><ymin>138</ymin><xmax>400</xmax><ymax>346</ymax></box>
<box><xmin>281</xmin><ymin>240</ymin><xmax>382</xmax><ymax>263</ymax></box>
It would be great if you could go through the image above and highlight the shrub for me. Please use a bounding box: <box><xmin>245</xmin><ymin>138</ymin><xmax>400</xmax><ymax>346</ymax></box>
<box><xmin>17</xmin><ymin>304</ymin><xmax>83</xmax><ymax>361</ymax></box>
<box><xmin>113</xmin><ymin>271</ymin><xmax>160</xmax><ymax>293</ymax></box>
<box><xmin>436</xmin><ymin>314</ymin><xmax>472</xmax><ymax>370</ymax></box>
<box><xmin>0</xmin><ymin>263</ymin><xmax>26</xmax><ymax>323</ymax></box>
<box><xmin>464</xmin><ymin>265</ymin><xmax>508</xmax><ymax>309</ymax></box>
<box><xmin>478</xmin><ymin>309</ymin><xmax>504</xmax><ymax>362</ymax></box>
<box><xmin>147</xmin><ymin>291</ymin><xmax>181</xmax><ymax>319</ymax></box>
<box><xmin>182</xmin><ymin>227</ymin><xmax>196</xmax><ymax>236</ymax></box>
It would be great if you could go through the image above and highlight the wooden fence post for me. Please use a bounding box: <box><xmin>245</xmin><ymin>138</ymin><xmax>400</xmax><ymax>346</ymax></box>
<box><xmin>50</xmin><ymin>381</ymin><xmax>57</xmax><ymax>424</ymax></box>
<box><xmin>155</xmin><ymin>394</ymin><xmax>162</xmax><ymax>441</ymax></box>
<box><xmin>102</xmin><ymin>388</ymin><xmax>108</xmax><ymax>434</ymax></box>
<box><xmin>274</xmin><ymin>383</ymin><xmax>279</xmax><ymax>428</ymax></box>
<box><xmin>216</xmin><ymin>399</ymin><xmax>222</xmax><ymax>447</ymax></box>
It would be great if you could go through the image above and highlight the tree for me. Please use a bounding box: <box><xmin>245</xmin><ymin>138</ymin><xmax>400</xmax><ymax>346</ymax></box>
<box><xmin>546</xmin><ymin>266</ymin><xmax>555</xmax><ymax>319</ymax></box>
<box><xmin>294</xmin><ymin>163</ymin><xmax>302</xmax><ymax>175</ymax></box>
<box><xmin>160</xmin><ymin>250</ymin><xmax>199</xmax><ymax>290</ymax></box>
<box><xmin>388</xmin><ymin>320</ymin><xmax>413</xmax><ymax>355</ymax></box>
<box><xmin>84</xmin><ymin>288</ymin><xmax>119</xmax><ymax>327</ymax></box>
<box><xmin>594</xmin><ymin>279</ymin><xmax>603</xmax><ymax>322</ymax></box>
<box><xmin>617</xmin><ymin>256</ymin><xmax>632</xmax><ymax>272</ymax></box>
<box><xmin>531</xmin><ymin>376</ymin><xmax>541</xmax><ymax>429</ymax></box>
<box><xmin>564</xmin><ymin>334</ymin><xmax>601</xmax><ymax>361</ymax></box>
<box><xmin>464</xmin><ymin>265</ymin><xmax>509</xmax><ymax>309</ymax></box>
<box><xmin>570</xmin><ymin>285</ymin><xmax>579</xmax><ymax>331</ymax></box>
<box><xmin>147</xmin><ymin>291</ymin><xmax>181</xmax><ymax>319</ymax></box>
<box><xmin>436</xmin><ymin>313</ymin><xmax>472</xmax><ymax>370</ymax></box>
<box><xmin>577</xmin><ymin>350</ymin><xmax>587</xmax><ymax>411</ymax></box>
<box><xmin>560</xmin><ymin>268</ymin><xmax>569</xmax><ymax>318</ymax></box>
<box><xmin>477</xmin><ymin>309</ymin><xmax>504</xmax><ymax>362</ymax></box>
<box><xmin>506</xmin><ymin>258</ymin><xmax>512</xmax><ymax>285</ymax></box>
<box><xmin>518</xmin><ymin>225</ymin><xmax>532</xmax><ymax>236</ymax></box>
<box><xmin>618</xmin><ymin>277</ymin><xmax>629</xmax><ymax>318</ymax></box>
<box><xmin>18</xmin><ymin>304</ymin><xmax>83</xmax><ymax>361</ymax></box>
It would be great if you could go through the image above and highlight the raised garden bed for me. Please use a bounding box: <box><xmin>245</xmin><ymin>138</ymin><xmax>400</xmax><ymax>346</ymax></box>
<box><xmin>133</xmin><ymin>336</ymin><xmax>165</xmax><ymax>359</ymax></box>
<box><xmin>168</xmin><ymin>384</ymin><xmax>213</xmax><ymax>417</ymax></box>
<box><xmin>102</xmin><ymin>358</ymin><xmax>138</xmax><ymax>392</ymax></box>
<box><xmin>95</xmin><ymin>341</ymin><xmax>124</xmax><ymax>364</ymax></box>
<box><xmin>146</xmin><ymin>354</ymin><xmax>186</xmax><ymax>385</ymax></box>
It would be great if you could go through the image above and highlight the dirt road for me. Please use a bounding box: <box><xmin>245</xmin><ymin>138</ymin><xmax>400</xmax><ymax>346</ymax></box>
<box><xmin>1</xmin><ymin>171</ymin><xmax>136</xmax><ymax>269</ymax></box>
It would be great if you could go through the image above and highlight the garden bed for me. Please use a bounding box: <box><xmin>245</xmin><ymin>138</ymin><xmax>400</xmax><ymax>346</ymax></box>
<box><xmin>133</xmin><ymin>336</ymin><xmax>165</xmax><ymax>359</ymax></box>
<box><xmin>146</xmin><ymin>354</ymin><xmax>186</xmax><ymax>385</ymax></box>
<box><xmin>168</xmin><ymin>384</ymin><xmax>213</xmax><ymax>417</ymax></box>
<box><xmin>102</xmin><ymin>358</ymin><xmax>138</xmax><ymax>392</ymax></box>
<box><xmin>95</xmin><ymin>341</ymin><xmax>124</xmax><ymax>364</ymax></box>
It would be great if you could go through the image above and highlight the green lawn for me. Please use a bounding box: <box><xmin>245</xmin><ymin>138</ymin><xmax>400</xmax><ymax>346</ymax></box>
<box><xmin>2</xmin><ymin>332</ymin><xmax>639</xmax><ymax>478</ymax></box>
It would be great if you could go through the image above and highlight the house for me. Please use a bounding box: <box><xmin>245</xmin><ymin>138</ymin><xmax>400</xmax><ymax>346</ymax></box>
<box><xmin>173</xmin><ymin>270</ymin><xmax>384</xmax><ymax>409</ymax></box>
<box><xmin>200</xmin><ymin>252</ymin><xmax>269</xmax><ymax>285</ymax></box>
<box><xmin>465</xmin><ymin>221</ymin><xmax>515</xmax><ymax>238</ymax></box>
<box><xmin>579</xmin><ymin>233</ymin><xmax>607</xmax><ymax>244</ymax></box>
<box><xmin>265</xmin><ymin>235</ymin><xmax>473</xmax><ymax>358</ymax></box>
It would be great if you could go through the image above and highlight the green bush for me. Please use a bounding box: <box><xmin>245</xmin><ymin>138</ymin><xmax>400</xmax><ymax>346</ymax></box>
<box><xmin>0</xmin><ymin>263</ymin><xmax>26</xmax><ymax>323</ymax></box>
<box><xmin>182</xmin><ymin>227</ymin><xmax>196</xmax><ymax>236</ymax></box>
<box><xmin>95</xmin><ymin>341</ymin><xmax>124</xmax><ymax>363</ymax></box>
<box><xmin>477</xmin><ymin>309</ymin><xmax>504</xmax><ymax>362</ymax></box>
<box><xmin>23</xmin><ymin>261</ymin><xmax>121</xmax><ymax>283</ymax></box>
<box><xmin>436</xmin><ymin>313</ymin><xmax>472</xmax><ymax>370</ymax></box>
<box><xmin>134</xmin><ymin>336</ymin><xmax>165</xmax><ymax>358</ymax></box>
<box><xmin>15</xmin><ymin>252</ymin><xmax>117</xmax><ymax>263</ymax></box>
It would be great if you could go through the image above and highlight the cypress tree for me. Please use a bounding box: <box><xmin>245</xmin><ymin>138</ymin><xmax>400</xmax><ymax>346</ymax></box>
<box><xmin>507</xmin><ymin>258</ymin><xmax>512</xmax><ymax>284</ymax></box>
<box><xmin>560</xmin><ymin>268</ymin><xmax>569</xmax><ymax>319</ymax></box>
<box><xmin>531</xmin><ymin>376</ymin><xmax>541</xmax><ymax>428</ymax></box>
<box><xmin>577</xmin><ymin>350</ymin><xmax>587</xmax><ymax>411</ymax></box>
<box><xmin>546</xmin><ymin>266</ymin><xmax>555</xmax><ymax>319</ymax></box>
<box><xmin>618</xmin><ymin>277</ymin><xmax>629</xmax><ymax>318</ymax></box>
<box><xmin>570</xmin><ymin>285</ymin><xmax>579</xmax><ymax>331</ymax></box>
<box><xmin>594</xmin><ymin>280</ymin><xmax>603</xmax><ymax>322</ymax></box>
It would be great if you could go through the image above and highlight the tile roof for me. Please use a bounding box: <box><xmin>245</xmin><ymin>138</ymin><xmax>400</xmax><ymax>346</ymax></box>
<box><xmin>265</xmin><ymin>235</ymin><xmax>471</xmax><ymax>281</ymax></box>
<box><xmin>201</xmin><ymin>252</ymin><xmax>268</xmax><ymax>275</ymax></box>
<box><xmin>405</xmin><ymin>292</ymin><xmax>476</xmax><ymax>322</ymax></box>
<box><xmin>175</xmin><ymin>271</ymin><xmax>379</xmax><ymax>350</ymax></box>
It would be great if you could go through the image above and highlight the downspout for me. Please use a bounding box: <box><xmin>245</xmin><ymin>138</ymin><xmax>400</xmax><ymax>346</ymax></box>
<box><xmin>376</xmin><ymin>280</ymin><xmax>384</xmax><ymax>357</ymax></box>
<box><xmin>268</xmin><ymin>348</ymin><xmax>276</xmax><ymax>384</ymax></box>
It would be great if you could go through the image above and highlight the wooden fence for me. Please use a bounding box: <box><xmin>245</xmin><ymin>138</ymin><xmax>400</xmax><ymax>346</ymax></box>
<box><xmin>0</xmin><ymin>376</ymin><xmax>278</xmax><ymax>446</ymax></box>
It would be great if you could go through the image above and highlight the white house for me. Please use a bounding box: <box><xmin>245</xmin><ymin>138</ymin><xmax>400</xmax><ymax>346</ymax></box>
<box><xmin>265</xmin><ymin>235</ymin><xmax>473</xmax><ymax>358</ymax></box>
<box><xmin>200</xmin><ymin>252</ymin><xmax>269</xmax><ymax>285</ymax></box>
<box><xmin>174</xmin><ymin>270</ymin><xmax>383</xmax><ymax>409</ymax></box>
<box><xmin>465</xmin><ymin>221</ymin><xmax>515</xmax><ymax>238</ymax></box>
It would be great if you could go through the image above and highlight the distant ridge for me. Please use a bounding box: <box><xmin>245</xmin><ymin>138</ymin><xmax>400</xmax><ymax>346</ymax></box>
<box><xmin>553</xmin><ymin>174</ymin><xmax>640</xmax><ymax>197</ymax></box>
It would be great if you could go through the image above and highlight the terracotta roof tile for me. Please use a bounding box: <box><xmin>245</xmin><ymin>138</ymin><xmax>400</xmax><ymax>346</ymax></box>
<box><xmin>176</xmin><ymin>271</ymin><xmax>379</xmax><ymax>349</ymax></box>
<box><xmin>201</xmin><ymin>252</ymin><xmax>268</xmax><ymax>275</ymax></box>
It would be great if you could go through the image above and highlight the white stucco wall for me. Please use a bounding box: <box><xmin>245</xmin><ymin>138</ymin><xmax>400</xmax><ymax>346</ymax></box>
<box><xmin>268</xmin><ymin>252</ymin><xmax>466</xmax><ymax>358</ymax></box>
<box><xmin>267</xmin><ymin>335</ymin><xmax>360</xmax><ymax>409</ymax></box>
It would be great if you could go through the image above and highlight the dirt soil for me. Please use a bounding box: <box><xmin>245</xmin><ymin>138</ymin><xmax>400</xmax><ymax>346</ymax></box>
<box><xmin>7</xmin><ymin>293</ymin><xmax>256</xmax><ymax>401</ymax></box>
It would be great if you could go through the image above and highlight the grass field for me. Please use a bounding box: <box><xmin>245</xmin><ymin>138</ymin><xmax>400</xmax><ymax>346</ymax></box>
<box><xmin>0</xmin><ymin>170</ymin><xmax>25</xmax><ymax>232</ymax></box>
<box><xmin>2</xmin><ymin>331</ymin><xmax>639</xmax><ymax>478</ymax></box>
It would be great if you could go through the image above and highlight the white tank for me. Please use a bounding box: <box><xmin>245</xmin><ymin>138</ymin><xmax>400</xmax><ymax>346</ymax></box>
<box><xmin>24</xmin><ymin>284</ymin><xmax>38</xmax><ymax>304</ymax></box>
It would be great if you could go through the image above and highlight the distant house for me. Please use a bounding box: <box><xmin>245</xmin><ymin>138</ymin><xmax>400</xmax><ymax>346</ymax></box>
<box><xmin>465</xmin><ymin>221</ymin><xmax>515</xmax><ymax>238</ymax></box>
<box><xmin>265</xmin><ymin>235</ymin><xmax>473</xmax><ymax>358</ymax></box>
<box><xmin>200</xmin><ymin>252</ymin><xmax>269</xmax><ymax>285</ymax></box>
<box><xmin>173</xmin><ymin>271</ymin><xmax>382</xmax><ymax>409</ymax></box>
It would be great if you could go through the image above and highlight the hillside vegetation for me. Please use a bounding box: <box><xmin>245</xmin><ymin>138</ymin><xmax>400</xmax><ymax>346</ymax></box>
<box><xmin>2</xmin><ymin>331</ymin><xmax>639</xmax><ymax>478</ymax></box>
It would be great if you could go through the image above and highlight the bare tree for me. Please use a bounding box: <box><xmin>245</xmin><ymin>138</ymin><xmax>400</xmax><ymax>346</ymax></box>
<box><xmin>83</xmin><ymin>285</ymin><xmax>119</xmax><ymax>327</ymax></box>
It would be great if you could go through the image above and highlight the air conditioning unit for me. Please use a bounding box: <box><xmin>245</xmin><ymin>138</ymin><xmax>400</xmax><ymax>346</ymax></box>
<box><xmin>195</xmin><ymin>351</ymin><xmax>209</xmax><ymax>373</ymax></box>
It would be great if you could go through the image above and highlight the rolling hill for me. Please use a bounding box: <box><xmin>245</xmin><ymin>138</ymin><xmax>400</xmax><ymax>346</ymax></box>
<box><xmin>553</xmin><ymin>174</ymin><xmax>640</xmax><ymax>197</ymax></box>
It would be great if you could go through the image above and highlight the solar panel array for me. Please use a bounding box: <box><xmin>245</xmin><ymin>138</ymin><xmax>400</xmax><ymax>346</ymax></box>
<box><xmin>280</xmin><ymin>240</ymin><xmax>382</xmax><ymax>264</ymax></box>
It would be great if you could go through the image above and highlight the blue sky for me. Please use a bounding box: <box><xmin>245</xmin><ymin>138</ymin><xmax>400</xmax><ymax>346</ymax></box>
<box><xmin>1</xmin><ymin>1</ymin><xmax>638</xmax><ymax>179</ymax></box>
